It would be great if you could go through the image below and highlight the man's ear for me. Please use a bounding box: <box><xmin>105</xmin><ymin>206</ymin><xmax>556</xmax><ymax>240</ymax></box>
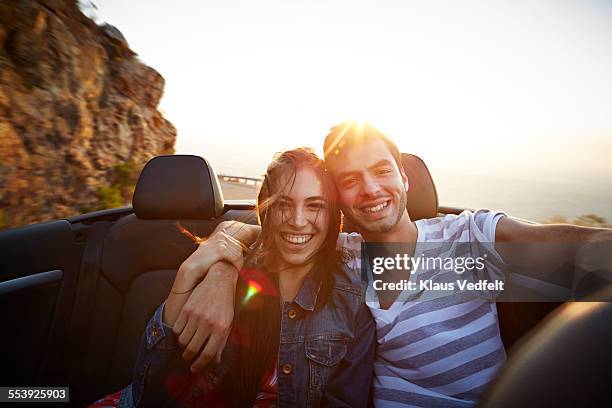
<box><xmin>400</xmin><ymin>167</ymin><xmax>409</xmax><ymax>192</ymax></box>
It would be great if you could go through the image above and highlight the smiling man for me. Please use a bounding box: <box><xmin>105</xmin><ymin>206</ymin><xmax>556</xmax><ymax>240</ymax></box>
<box><xmin>322</xmin><ymin>123</ymin><xmax>507</xmax><ymax>406</ymax></box>
<box><xmin>169</xmin><ymin>121</ymin><xmax>612</xmax><ymax>407</ymax></box>
<box><xmin>324</xmin><ymin>123</ymin><xmax>413</xmax><ymax>242</ymax></box>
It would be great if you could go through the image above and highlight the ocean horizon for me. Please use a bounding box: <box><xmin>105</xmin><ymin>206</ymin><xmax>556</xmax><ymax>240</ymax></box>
<box><xmin>212</xmin><ymin>156</ymin><xmax>612</xmax><ymax>223</ymax></box>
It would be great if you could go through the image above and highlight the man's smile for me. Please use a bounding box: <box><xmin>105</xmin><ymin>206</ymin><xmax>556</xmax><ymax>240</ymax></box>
<box><xmin>358</xmin><ymin>199</ymin><xmax>392</xmax><ymax>215</ymax></box>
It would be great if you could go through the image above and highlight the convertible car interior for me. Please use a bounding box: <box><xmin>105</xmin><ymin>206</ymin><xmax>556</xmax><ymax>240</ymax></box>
<box><xmin>0</xmin><ymin>154</ymin><xmax>610</xmax><ymax>407</ymax></box>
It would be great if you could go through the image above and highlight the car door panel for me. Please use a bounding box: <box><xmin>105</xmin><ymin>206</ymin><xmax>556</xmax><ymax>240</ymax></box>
<box><xmin>0</xmin><ymin>220</ymin><xmax>85</xmax><ymax>387</ymax></box>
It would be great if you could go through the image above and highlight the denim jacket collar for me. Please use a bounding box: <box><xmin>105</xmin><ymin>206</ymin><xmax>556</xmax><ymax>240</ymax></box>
<box><xmin>293</xmin><ymin>272</ymin><xmax>322</xmax><ymax>311</ymax></box>
<box><xmin>249</xmin><ymin>255</ymin><xmax>322</xmax><ymax>311</ymax></box>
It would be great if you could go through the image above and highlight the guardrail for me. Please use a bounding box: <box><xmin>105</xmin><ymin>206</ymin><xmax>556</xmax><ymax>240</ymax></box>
<box><xmin>218</xmin><ymin>174</ymin><xmax>263</xmax><ymax>186</ymax></box>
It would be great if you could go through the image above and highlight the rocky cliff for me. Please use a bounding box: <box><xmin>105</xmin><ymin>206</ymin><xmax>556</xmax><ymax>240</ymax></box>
<box><xmin>0</xmin><ymin>0</ymin><xmax>176</xmax><ymax>229</ymax></box>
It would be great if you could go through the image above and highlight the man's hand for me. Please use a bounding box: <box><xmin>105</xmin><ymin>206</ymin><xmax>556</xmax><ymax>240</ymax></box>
<box><xmin>173</xmin><ymin>262</ymin><xmax>239</xmax><ymax>372</ymax></box>
<box><xmin>574</xmin><ymin>230</ymin><xmax>612</xmax><ymax>299</ymax></box>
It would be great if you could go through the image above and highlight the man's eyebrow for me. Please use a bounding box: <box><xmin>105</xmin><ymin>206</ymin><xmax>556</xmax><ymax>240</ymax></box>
<box><xmin>336</xmin><ymin>159</ymin><xmax>394</xmax><ymax>178</ymax></box>
<box><xmin>370</xmin><ymin>159</ymin><xmax>394</xmax><ymax>169</ymax></box>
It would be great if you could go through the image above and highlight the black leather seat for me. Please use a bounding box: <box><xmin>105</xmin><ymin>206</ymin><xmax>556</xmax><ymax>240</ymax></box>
<box><xmin>70</xmin><ymin>155</ymin><xmax>256</xmax><ymax>405</ymax></box>
<box><xmin>480</xmin><ymin>298</ymin><xmax>612</xmax><ymax>407</ymax></box>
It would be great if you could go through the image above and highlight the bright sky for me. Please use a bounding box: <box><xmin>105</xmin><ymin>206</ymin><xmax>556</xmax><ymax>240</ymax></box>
<box><xmin>90</xmin><ymin>0</ymin><xmax>612</xmax><ymax>186</ymax></box>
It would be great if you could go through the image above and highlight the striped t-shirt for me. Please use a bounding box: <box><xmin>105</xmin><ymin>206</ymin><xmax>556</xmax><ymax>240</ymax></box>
<box><xmin>338</xmin><ymin>209</ymin><xmax>507</xmax><ymax>407</ymax></box>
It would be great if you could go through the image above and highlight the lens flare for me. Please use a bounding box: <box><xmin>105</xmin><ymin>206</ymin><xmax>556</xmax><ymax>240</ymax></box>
<box><xmin>243</xmin><ymin>280</ymin><xmax>263</xmax><ymax>304</ymax></box>
<box><xmin>239</xmin><ymin>268</ymin><xmax>279</xmax><ymax>304</ymax></box>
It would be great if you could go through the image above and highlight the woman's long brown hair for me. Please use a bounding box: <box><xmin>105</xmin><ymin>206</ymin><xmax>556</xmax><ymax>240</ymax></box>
<box><xmin>217</xmin><ymin>148</ymin><xmax>344</xmax><ymax>407</ymax></box>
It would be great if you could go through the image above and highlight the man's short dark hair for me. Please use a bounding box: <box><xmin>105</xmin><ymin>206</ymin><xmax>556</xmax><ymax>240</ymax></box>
<box><xmin>323</xmin><ymin>121</ymin><xmax>402</xmax><ymax>172</ymax></box>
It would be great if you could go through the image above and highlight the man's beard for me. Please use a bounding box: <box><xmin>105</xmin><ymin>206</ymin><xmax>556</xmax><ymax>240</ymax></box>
<box><xmin>346</xmin><ymin>191</ymin><xmax>408</xmax><ymax>234</ymax></box>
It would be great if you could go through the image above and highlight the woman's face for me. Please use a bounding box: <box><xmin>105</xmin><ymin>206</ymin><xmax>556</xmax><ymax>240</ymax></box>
<box><xmin>270</xmin><ymin>167</ymin><xmax>330</xmax><ymax>269</ymax></box>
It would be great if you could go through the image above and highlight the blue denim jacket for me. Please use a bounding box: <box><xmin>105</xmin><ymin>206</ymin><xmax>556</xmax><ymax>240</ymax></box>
<box><xmin>127</xmin><ymin>264</ymin><xmax>376</xmax><ymax>407</ymax></box>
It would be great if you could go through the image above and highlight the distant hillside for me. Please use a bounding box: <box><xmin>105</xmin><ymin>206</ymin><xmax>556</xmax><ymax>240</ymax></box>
<box><xmin>0</xmin><ymin>0</ymin><xmax>176</xmax><ymax>229</ymax></box>
<box><xmin>540</xmin><ymin>214</ymin><xmax>611</xmax><ymax>228</ymax></box>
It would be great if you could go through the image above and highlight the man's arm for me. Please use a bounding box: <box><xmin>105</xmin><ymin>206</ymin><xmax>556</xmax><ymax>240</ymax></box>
<box><xmin>172</xmin><ymin>221</ymin><xmax>262</xmax><ymax>370</ymax></box>
<box><xmin>174</xmin><ymin>262</ymin><xmax>238</xmax><ymax>372</ymax></box>
<box><xmin>496</xmin><ymin>217</ymin><xmax>611</xmax><ymax>260</ymax></box>
<box><xmin>495</xmin><ymin>217</ymin><xmax>612</xmax><ymax>296</ymax></box>
<box><xmin>162</xmin><ymin>225</ymin><xmax>252</xmax><ymax>326</ymax></box>
<box><xmin>496</xmin><ymin>217</ymin><xmax>610</xmax><ymax>244</ymax></box>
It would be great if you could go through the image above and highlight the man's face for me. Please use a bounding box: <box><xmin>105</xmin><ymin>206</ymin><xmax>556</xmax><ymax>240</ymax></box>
<box><xmin>331</xmin><ymin>139</ymin><xmax>408</xmax><ymax>235</ymax></box>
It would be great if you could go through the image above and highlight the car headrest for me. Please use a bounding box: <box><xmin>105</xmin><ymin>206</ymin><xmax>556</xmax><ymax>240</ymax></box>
<box><xmin>402</xmin><ymin>153</ymin><xmax>438</xmax><ymax>221</ymax></box>
<box><xmin>132</xmin><ymin>155</ymin><xmax>225</xmax><ymax>220</ymax></box>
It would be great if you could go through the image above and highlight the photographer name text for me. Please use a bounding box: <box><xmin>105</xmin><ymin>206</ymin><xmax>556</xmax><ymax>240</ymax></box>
<box><xmin>372</xmin><ymin>279</ymin><xmax>505</xmax><ymax>291</ymax></box>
